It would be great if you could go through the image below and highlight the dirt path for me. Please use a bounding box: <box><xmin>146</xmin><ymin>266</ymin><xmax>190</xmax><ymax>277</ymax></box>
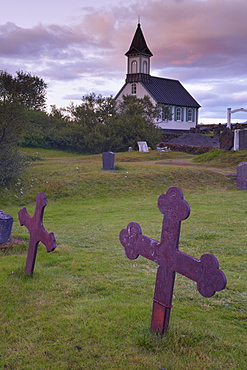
<box><xmin>150</xmin><ymin>159</ymin><xmax>236</xmax><ymax>177</ymax></box>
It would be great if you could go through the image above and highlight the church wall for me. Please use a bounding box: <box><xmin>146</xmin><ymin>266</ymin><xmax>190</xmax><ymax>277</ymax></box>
<box><xmin>116</xmin><ymin>83</ymin><xmax>197</xmax><ymax>130</ymax></box>
<box><xmin>156</xmin><ymin>120</ymin><xmax>195</xmax><ymax>131</ymax></box>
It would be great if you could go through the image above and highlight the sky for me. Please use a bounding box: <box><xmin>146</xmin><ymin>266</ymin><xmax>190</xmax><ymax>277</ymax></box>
<box><xmin>1</xmin><ymin>0</ymin><xmax>247</xmax><ymax>124</ymax></box>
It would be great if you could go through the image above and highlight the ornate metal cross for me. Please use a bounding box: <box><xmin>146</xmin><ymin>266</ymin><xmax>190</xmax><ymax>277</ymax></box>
<box><xmin>119</xmin><ymin>186</ymin><xmax>227</xmax><ymax>335</ymax></box>
<box><xmin>18</xmin><ymin>191</ymin><xmax>57</xmax><ymax>275</ymax></box>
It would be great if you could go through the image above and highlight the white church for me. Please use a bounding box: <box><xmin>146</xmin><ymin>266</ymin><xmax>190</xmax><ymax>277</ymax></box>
<box><xmin>115</xmin><ymin>23</ymin><xmax>201</xmax><ymax>131</ymax></box>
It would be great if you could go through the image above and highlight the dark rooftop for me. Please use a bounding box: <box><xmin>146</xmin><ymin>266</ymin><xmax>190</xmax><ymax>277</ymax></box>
<box><xmin>143</xmin><ymin>76</ymin><xmax>200</xmax><ymax>108</ymax></box>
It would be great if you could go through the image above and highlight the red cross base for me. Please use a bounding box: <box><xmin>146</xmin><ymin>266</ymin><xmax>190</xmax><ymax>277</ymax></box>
<box><xmin>18</xmin><ymin>191</ymin><xmax>57</xmax><ymax>275</ymax></box>
<box><xmin>119</xmin><ymin>186</ymin><xmax>227</xmax><ymax>335</ymax></box>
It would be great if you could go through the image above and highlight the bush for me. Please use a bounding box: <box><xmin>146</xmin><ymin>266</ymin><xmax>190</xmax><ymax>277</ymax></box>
<box><xmin>0</xmin><ymin>146</ymin><xmax>27</xmax><ymax>187</ymax></box>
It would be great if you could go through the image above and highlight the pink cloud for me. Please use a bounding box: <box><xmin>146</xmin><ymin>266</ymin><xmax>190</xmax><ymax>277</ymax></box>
<box><xmin>0</xmin><ymin>0</ymin><xmax>246</xmax><ymax>122</ymax></box>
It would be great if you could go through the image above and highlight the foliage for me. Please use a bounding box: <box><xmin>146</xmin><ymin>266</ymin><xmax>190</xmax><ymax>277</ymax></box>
<box><xmin>157</xmin><ymin>103</ymin><xmax>173</xmax><ymax>122</ymax></box>
<box><xmin>0</xmin><ymin>146</ymin><xmax>27</xmax><ymax>187</ymax></box>
<box><xmin>0</xmin><ymin>70</ymin><xmax>47</xmax><ymax>187</ymax></box>
<box><xmin>22</xmin><ymin>93</ymin><xmax>162</xmax><ymax>154</ymax></box>
<box><xmin>0</xmin><ymin>70</ymin><xmax>47</xmax><ymax>110</ymax></box>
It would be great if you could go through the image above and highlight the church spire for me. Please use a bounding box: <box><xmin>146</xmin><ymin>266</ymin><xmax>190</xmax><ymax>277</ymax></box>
<box><xmin>125</xmin><ymin>23</ymin><xmax>153</xmax><ymax>57</ymax></box>
<box><xmin>125</xmin><ymin>22</ymin><xmax>152</xmax><ymax>83</ymax></box>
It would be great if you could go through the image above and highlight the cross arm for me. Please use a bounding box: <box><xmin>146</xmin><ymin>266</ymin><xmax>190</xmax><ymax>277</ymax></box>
<box><xmin>38</xmin><ymin>229</ymin><xmax>56</xmax><ymax>253</ymax></box>
<box><xmin>176</xmin><ymin>251</ymin><xmax>227</xmax><ymax>297</ymax></box>
<box><xmin>119</xmin><ymin>222</ymin><xmax>160</xmax><ymax>263</ymax></box>
<box><xmin>18</xmin><ymin>207</ymin><xmax>31</xmax><ymax>227</ymax></box>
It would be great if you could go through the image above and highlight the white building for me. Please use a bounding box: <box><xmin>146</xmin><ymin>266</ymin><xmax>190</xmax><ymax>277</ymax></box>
<box><xmin>115</xmin><ymin>23</ymin><xmax>201</xmax><ymax>131</ymax></box>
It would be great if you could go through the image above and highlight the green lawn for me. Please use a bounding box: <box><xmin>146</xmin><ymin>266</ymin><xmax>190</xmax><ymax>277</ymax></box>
<box><xmin>0</xmin><ymin>149</ymin><xmax>246</xmax><ymax>369</ymax></box>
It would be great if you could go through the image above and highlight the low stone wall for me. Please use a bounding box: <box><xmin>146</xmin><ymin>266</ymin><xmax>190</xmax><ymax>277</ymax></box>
<box><xmin>166</xmin><ymin>143</ymin><xmax>215</xmax><ymax>154</ymax></box>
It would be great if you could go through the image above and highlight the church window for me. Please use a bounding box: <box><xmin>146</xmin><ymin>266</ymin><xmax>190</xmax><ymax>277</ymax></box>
<box><xmin>143</xmin><ymin>61</ymin><xmax>148</xmax><ymax>74</ymax></box>
<box><xmin>176</xmin><ymin>107</ymin><xmax>181</xmax><ymax>121</ymax></box>
<box><xmin>131</xmin><ymin>60</ymin><xmax>137</xmax><ymax>73</ymax></box>
<box><xmin>187</xmin><ymin>108</ymin><xmax>193</xmax><ymax>122</ymax></box>
<box><xmin>131</xmin><ymin>83</ymin><xmax>137</xmax><ymax>94</ymax></box>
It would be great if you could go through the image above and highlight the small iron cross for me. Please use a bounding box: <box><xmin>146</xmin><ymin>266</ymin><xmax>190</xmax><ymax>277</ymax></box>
<box><xmin>119</xmin><ymin>186</ymin><xmax>227</xmax><ymax>335</ymax></box>
<box><xmin>18</xmin><ymin>191</ymin><xmax>57</xmax><ymax>275</ymax></box>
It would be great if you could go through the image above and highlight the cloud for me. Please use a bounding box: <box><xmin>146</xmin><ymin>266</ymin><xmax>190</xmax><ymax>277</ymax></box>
<box><xmin>0</xmin><ymin>0</ymin><xmax>247</xmax><ymax>122</ymax></box>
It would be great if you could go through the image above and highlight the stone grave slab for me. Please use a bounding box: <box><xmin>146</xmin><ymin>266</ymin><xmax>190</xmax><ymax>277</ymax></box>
<box><xmin>237</xmin><ymin>162</ymin><xmax>247</xmax><ymax>190</ymax></box>
<box><xmin>137</xmin><ymin>141</ymin><xmax>149</xmax><ymax>152</ymax></box>
<box><xmin>102</xmin><ymin>151</ymin><xmax>115</xmax><ymax>170</ymax></box>
<box><xmin>234</xmin><ymin>129</ymin><xmax>247</xmax><ymax>150</ymax></box>
<box><xmin>0</xmin><ymin>210</ymin><xmax>13</xmax><ymax>244</ymax></box>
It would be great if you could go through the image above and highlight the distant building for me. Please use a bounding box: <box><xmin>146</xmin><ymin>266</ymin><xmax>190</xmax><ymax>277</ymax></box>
<box><xmin>115</xmin><ymin>23</ymin><xmax>201</xmax><ymax>131</ymax></box>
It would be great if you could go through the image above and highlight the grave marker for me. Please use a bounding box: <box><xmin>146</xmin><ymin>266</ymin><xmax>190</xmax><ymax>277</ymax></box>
<box><xmin>102</xmin><ymin>151</ymin><xmax>115</xmax><ymax>170</ymax></box>
<box><xmin>0</xmin><ymin>210</ymin><xmax>13</xmax><ymax>244</ymax></box>
<box><xmin>18</xmin><ymin>192</ymin><xmax>57</xmax><ymax>274</ymax></box>
<box><xmin>237</xmin><ymin>162</ymin><xmax>247</xmax><ymax>190</ymax></box>
<box><xmin>137</xmin><ymin>141</ymin><xmax>149</xmax><ymax>152</ymax></box>
<box><xmin>119</xmin><ymin>186</ymin><xmax>227</xmax><ymax>335</ymax></box>
<box><xmin>234</xmin><ymin>129</ymin><xmax>247</xmax><ymax>150</ymax></box>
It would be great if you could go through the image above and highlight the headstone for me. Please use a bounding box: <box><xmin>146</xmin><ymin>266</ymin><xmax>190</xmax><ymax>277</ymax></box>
<box><xmin>219</xmin><ymin>128</ymin><xmax>233</xmax><ymax>150</ymax></box>
<box><xmin>18</xmin><ymin>192</ymin><xmax>57</xmax><ymax>274</ymax></box>
<box><xmin>128</xmin><ymin>146</ymin><xmax>133</xmax><ymax>152</ymax></box>
<box><xmin>137</xmin><ymin>141</ymin><xmax>149</xmax><ymax>152</ymax></box>
<box><xmin>102</xmin><ymin>151</ymin><xmax>115</xmax><ymax>170</ymax></box>
<box><xmin>213</xmin><ymin>126</ymin><xmax>221</xmax><ymax>139</ymax></box>
<box><xmin>119</xmin><ymin>186</ymin><xmax>227</xmax><ymax>335</ymax></box>
<box><xmin>0</xmin><ymin>211</ymin><xmax>13</xmax><ymax>244</ymax></box>
<box><xmin>234</xmin><ymin>129</ymin><xmax>247</xmax><ymax>150</ymax></box>
<box><xmin>237</xmin><ymin>162</ymin><xmax>247</xmax><ymax>190</ymax></box>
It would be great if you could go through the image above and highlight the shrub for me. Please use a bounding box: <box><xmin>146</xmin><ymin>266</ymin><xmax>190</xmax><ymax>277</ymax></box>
<box><xmin>0</xmin><ymin>146</ymin><xmax>27</xmax><ymax>187</ymax></box>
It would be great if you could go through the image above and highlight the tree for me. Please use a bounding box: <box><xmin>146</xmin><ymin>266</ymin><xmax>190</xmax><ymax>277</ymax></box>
<box><xmin>69</xmin><ymin>93</ymin><xmax>117</xmax><ymax>128</ymax></box>
<box><xmin>117</xmin><ymin>95</ymin><xmax>160</xmax><ymax>122</ymax></box>
<box><xmin>0</xmin><ymin>70</ymin><xmax>47</xmax><ymax>110</ymax></box>
<box><xmin>0</xmin><ymin>70</ymin><xmax>47</xmax><ymax>186</ymax></box>
<box><xmin>112</xmin><ymin>95</ymin><xmax>161</xmax><ymax>150</ymax></box>
<box><xmin>19</xmin><ymin>92</ymin><xmax>161</xmax><ymax>155</ymax></box>
<box><xmin>157</xmin><ymin>104</ymin><xmax>173</xmax><ymax>122</ymax></box>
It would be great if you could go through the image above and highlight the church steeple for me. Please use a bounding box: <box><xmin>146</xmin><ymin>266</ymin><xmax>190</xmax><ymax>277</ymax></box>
<box><xmin>125</xmin><ymin>23</ymin><xmax>153</xmax><ymax>58</ymax></box>
<box><xmin>125</xmin><ymin>23</ymin><xmax>152</xmax><ymax>83</ymax></box>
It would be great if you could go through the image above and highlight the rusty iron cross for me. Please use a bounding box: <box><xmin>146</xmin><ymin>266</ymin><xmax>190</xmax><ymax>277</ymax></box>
<box><xmin>119</xmin><ymin>186</ymin><xmax>227</xmax><ymax>335</ymax></box>
<box><xmin>18</xmin><ymin>191</ymin><xmax>57</xmax><ymax>275</ymax></box>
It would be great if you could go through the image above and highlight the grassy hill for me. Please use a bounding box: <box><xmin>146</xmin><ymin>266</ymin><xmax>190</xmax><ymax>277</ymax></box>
<box><xmin>0</xmin><ymin>149</ymin><xmax>246</xmax><ymax>369</ymax></box>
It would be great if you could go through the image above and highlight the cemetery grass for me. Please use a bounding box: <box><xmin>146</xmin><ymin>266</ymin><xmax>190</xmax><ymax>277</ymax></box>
<box><xmin>0</xmin><ymin>148</ymin><xmax>246</xmax><ymax>369</ymax></box>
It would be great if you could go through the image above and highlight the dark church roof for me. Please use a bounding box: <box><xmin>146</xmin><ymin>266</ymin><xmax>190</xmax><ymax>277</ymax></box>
<box><xmin>116</xmin><ymin>75</ymin><xmax>201</xmax><ymax>108</ymax></box>
<box><xmin>125</xmin><ymin>23</ymin><xmax>153</xmax><ymax>57</ymax></box>
<box><xmin>144</xmin><ymin>76</ymin><xmax>201</xmax><ymax>108</ymax></box>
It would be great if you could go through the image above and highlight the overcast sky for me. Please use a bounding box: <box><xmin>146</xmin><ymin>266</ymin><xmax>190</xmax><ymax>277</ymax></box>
<box><xmin>1</xmin><ymin>0</ymin><xmax>247</xmax><ymax>124</ymax></box>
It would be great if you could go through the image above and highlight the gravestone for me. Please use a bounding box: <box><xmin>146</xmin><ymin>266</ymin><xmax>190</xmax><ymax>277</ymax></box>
<box><xmin>237</xmin><ymin>162</ymin><xmax>247</xmax><ymax>190</ymax></box>
<box><xmin>119</xmin><ymin>186</ymin><xmax>227</xmax><ymax>335</ymax></box>
<box><xmin>219</xmin><ymin>128</ymin><xmax>233</xmax><ymax>150</ymax></box>
<box><xmin>234</xmin><ymin>129</ymin><xmax>247</xmax><ymax>150</ymax></box>
<box><xmin>102</xmin><ymin>151</ymin><xmax>115</xmax><ymax>170</ymax></box>
<box><xmin>18</xmin><ymin>192</ymin><xmax>57</xmax><ymax>274</ymax></box>
<box><xmin>0</xmin><ymin>210</ymin><xmax>13</xmax><ymax>244</ymax></box>
<box><xmin>137</xmin><ymin>141</ymin><xmax>149</xmax><ymax>152</ymax></box>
